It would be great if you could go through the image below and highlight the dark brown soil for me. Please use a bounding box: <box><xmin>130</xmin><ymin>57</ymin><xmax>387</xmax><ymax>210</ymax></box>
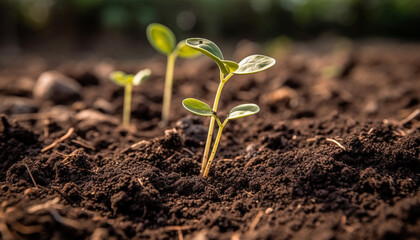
<box><xmin>1</xmin><ymin>39</ymin><xmax>419</xmax><ymax>240</ymax></box>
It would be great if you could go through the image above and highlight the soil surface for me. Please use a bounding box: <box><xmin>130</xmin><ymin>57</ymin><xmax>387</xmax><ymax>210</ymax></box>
<box><xmin>1</xmin><ymin>39</ymin><xmax>419</xmax><ymax>240</ymax></box>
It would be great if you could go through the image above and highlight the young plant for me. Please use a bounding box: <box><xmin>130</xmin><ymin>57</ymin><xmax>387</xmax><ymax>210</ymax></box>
<box><xmin>146</xmin><ymin>23</ymin><xmax>201</xmax><ymax>125</ymax></box>
<box><xmin>183</xmin><ymin>98</ymin><xmax>260</xmax><ymax>177</ymax></box>
<box><xmin>109</xmin><ymin>69</ymin><xmax>151</xmax><ymax>126</ymax></box>
<box><xmin>182</xmin><ymin>38</ymin><xmax>276</xmax><ymax>177</ymax></box>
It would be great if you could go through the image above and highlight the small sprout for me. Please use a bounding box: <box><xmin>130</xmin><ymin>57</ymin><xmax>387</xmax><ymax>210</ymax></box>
<box><xmin>109</xmin><ymin>69</ymin><xmax>151</xmax><ymax>127</ymax></box>
<box><xmin>147</xmin><ymin>23</ymin><xmax>201</xmax><ymax>125</ymax></box>
<box><xmin>183</xmin><ymin>37</ymin><xmax>275</xmax><ymax>177</ymax></box>
<box><xmin>183</xmin><ymin>99</ymin><xmax>260</xmax><ymax>177</ymax></box>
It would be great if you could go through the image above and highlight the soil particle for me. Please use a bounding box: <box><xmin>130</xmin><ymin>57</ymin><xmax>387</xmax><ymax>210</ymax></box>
<box><xmin>33</xmin><ymin>71</ymin><xmax>82</xmax><ymax>104</ymax></box>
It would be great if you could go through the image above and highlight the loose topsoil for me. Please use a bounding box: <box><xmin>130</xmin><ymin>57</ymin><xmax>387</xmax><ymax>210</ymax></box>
<box><xmin>0</xmin><ymin>39</ymin><xmax>419</xmax><ymax>240</ymax></box>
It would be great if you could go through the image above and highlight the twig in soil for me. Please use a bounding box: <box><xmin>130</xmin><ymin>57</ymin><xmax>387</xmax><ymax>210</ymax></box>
<box><xmin>8</xmin><ymin>221</ymin><xmax>43</xmax><ymax>235</ymax></box>
<box><xmin>11</xmin><ymin>112</ymin><xmax>53</xmax><ymax>121</ymax></box>
<box><xmin>24</xmin><ymin>163</ymin><xmax>38</xmax><ymax>189</ymax></box>
<box><xmin>0</xmin><ymin>203</ymin><xmax>43</xmax><ymax>238</ymax></box>
<box><xmin>49</xmin><ymin>208</ymin><xmax>82</xmax><ymax>229</ymax></box>
<box><xmin>41</xmin><ymin>127</ymin><xmax>74</xmax><ymax>153</ymax></box>
<box><xmin>182</xmin><ymin>147</ymin><xmax>194</xmax><ymax>156</ymax></box>
<box><xmin>325</xmin><ymin>138</ymin><xmax>346</xmax><ymax>150</ymax></box>
<box><xmin>367</xmin><ymin>128</ymin><xmax>374</xmax><ymax>135</ymax></box>
<box><xmin>393</xmin><ymin>129</ymin><xmax>407</xmax><ymax>137</ymax></box>
<box><xmin>399</xmin><ymin>108</ymin><xmax>420</xmax><ymax>126</ymax></box>
<box><xmin>43</xmin><ymin>119</ymin><xmax>50</xmax><ymax>137</ymax></box>
<box><xmin>164</xmin><ymin>226</ymin><xmax>190</xmax><ymax>240</ymax></box>
<box><xmin>244</xmin><ymin>190</ymin><xmax>255</xmax><ymax>196</ymax></box>
<box><xmin>27</xmin><ymin>198</ymin><xmax>62</xmax><ymax>213</ymax></box>
<box><xmin>248</xmin><ymin>211</ymin><xmax>264</xmax><ymax>233</ymax></box>
<box><xmin>137</xmin><ymin>178</ymin><xmax>146</xmax><ymax>188</ymax></box>
<box><xmin>58</xmin><ymin>149</ymin><xmax>80</xmax><ymax>164</ymax></box>
<box><xmin>306</xmin><ymin>135</ymin><xmax>322</xmax><ymax>142</ymax></box>
<box><xmin>71</xmin><ymin>139</ymin><xmax>95</xmax><ymax>151</ymax></box>
<box><xmin>50</xmin><ymin>186</ymin><xmax>77</xmax><ymax>204</ymax></box>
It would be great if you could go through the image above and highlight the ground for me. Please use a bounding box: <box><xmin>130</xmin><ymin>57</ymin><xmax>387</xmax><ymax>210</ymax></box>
<box><xmin>0</xmin><ymin>39</ymin><xmax>419</xmax><ymax>240</ymax></box>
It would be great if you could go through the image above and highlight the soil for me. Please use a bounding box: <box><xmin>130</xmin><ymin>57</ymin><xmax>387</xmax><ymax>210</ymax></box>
<box><xmin>0</xmin><ymin>39</ymin><xmax>419</xmax><ymax>240</ymax></box>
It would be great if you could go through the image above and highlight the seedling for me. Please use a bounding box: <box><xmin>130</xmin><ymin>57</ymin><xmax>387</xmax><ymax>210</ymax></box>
<box><xmin>146</xmin><ymin>23</ymin><xmax>201</xmax><ymax>125</ymax></box>
<box><xmin>183</xmin><ymin>98</ymin><xmax>260</xmax><ymax>177</ymax></box>
<box><xmin>182</xmin><ymin>38</ymin><xmax>276</xmax><ymax>177</ymax></box>
<box><xmin>109</xmin><ymin>69</ymin><xmax>151</xmax><ymax>126</ymax></box>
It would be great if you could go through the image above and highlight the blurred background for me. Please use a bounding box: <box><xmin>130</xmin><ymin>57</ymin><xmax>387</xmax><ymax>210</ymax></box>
<box><xmin>1</xmin><ymin>0</ymin><xmax>420</xmax><ymax>57</ymax></box>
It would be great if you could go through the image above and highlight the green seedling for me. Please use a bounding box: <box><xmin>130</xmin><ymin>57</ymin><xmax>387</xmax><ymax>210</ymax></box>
<box><xmin>182</xmin><ymin>38</ymin><xmax>276</xmax><ymax>177</ymax></box>
<box><xmin>183</xmin><ymin>98</ymin><xmax>260</xmax><ymax>177</ymax></box>
<box><xmin>109</xmin><ymin>69</ymin><xmax>151</xmax><ymax>126</ymax></box>
<box><xmin>146</xmin><ymin>23</ymin><xmax>201</xmax><ymax>125</ymax></box>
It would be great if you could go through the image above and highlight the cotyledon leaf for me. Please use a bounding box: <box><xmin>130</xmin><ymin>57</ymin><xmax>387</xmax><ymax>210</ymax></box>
<box><xmin>146</xmin><ymin>23</ymin><xmax>176</xmax><ymax>55</ymax></box>
<box><xmin>110</xmin><ymin>71</ymin><xmax>130</xmax><ymax>86</ymax></box>
<box><xmin>227</xmin><ymin>104</ymin><xmax>260</xmax><ymax>120</ymax></box>
<box><xmin>133</xmin><ymin>69</ymin><xmax>151</xmax><ymax>86</ymax></box>
<box><xmin>182</xmin><ymin>98</ymin><xmax>214</xmax><ymax>117</ymax></box>
<box><xmin>234</xmin><ymin>55</ymin><xmax>276</xmax><ymax>75</ymax></box>
<box><xmin>177</xmin><ymin>41</ymin><xmax>202</xmax><ymax>59</ymax></box>
<box><xmin>186</xmin><ymin>38</ymin><xmax>229</xmax><ymax>75</ymax></box>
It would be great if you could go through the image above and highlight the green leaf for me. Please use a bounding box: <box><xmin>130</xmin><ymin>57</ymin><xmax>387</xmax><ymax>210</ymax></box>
<box><xmin>133</xmin><ymin>69</ymin><xmax>151</xmax><ymax>86</ymax></box>
<box><xmin>186</xmin><ymin>38</ymin><xmax>229</xmax><ymax>75</ymax></box>
<box><xmin>146</xmin><ymin>23</ymin><xmax>176</xmax><ymax>55</ymax></box>
<box><xmin>177</xmin><ymin>41</ymin><xmax>201</xmax><ymax>59</ymax></box>
<box><xmin>182</xmin><ymin>98</ymin><xmax>213</xmax><ymax>117</ymax></box>
<box><xmin>234</xmin><ymin>55</ymin><xmax>276</xmax><ymax>75</ymax></box>
<box><xmin>109</xmin><ymin>71</ymin><xmax>129</xmax><ymax>86</ymax></box>
<box><xmin>227</xmin><ymin>104</ymin><xmax>260</xmax><ymax>120</ymax></box>
<box><xmin>222</xmin><ymin>60</ymin><xmax>239</xmax><ymax>73</ymax></box>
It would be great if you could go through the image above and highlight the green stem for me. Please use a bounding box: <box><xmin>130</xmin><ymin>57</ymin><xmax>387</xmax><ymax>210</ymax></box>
<box><xmin>201</xmin><ymin>72</ymin><xmax>233</xmax><ymax>176</ymax></box>
<box><xmin>203</xmin><ymin>119</ymin><xmax>227</xmax><ymax>177</ymax></box>
<box><xmin>123</xmin><ymin>83</ymin><xmax>132</xmax><ymax>126</ymax></box>
<box><xmin>161</xmin><ymin>53</ymin><xmax>177</xmax><ymax>125</ymax></box>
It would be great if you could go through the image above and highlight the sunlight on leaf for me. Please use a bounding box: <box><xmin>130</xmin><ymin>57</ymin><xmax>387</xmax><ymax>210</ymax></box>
<box><xmin>234</xmin><ymin>55</ymin><xmax>276</xmax><ymax>75</ymax></box>
<box><xmin>147</xmin><ymin>23</ymin><xmax>176</xmax><ymax>55</ymax></box>
<box><xmin>182</xmin><ymin>98</ymin><xmax>214</xmax><ymax>117</ymax></box>
<box><xmin>186</xmin><ymin>38</ymin><xmax>229</xmax><ymax>75</ymax></box>
<box><xmin>177</xmin><ymin>41</ymin><xmax>202</xmax><ymax>58</ymax></box>
<box><xmin>227</xmin><ymin>104</ymin><xmax>260</xmax><ymax>120</ymax></box>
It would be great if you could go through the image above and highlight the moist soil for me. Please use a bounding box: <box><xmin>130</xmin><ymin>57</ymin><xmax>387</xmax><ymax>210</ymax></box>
<box><xmin>0</xmin><ymin>40</ymin><xmax>419</xmax><ymax>240</ymax></box>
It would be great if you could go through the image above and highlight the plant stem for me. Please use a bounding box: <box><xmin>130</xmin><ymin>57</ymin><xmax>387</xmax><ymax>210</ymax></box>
<box><xmin>161</xmin><ymin>53</ymin><xmax>177</xmax><ymax>125</ymax></box>
<box><xmin>203</xmin><ymin>120</ymin><xmax>226</xmax><ymax>177</ymax></box>
<box><xmin>123</xmin><ymin>83</ymin><xmax>133</xmax><ymax>126</ymax></box>
<box><xmin>201</xmin><ymin>72</ymin><xmax>233</xmax><ymax>176</ymax></box>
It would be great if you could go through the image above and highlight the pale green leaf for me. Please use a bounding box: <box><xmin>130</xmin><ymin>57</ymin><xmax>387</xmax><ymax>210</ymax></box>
<box><xmin>186</xmin><ymin>38</ymin><xmax>229</xmax><ymax>75</ymax></box>
<box><xmin>177</xmin><ymin>41</ymin><xmax>201</xmax><ymax>59</ymax></box>
<box><xmin>182</xmin><ymin>98</ymin><xmax>213</xmax><ymax>117</ymax></box>
<box><xmin>109</xmin><ymin>71</ymin><xmax>129</xmax><ymax>86</ymax></box>
<box><xmin>146</xmin><ymin>23</ymin><xmax>176</xmax><ymax>55</ymax></box>
<box><xmin>222</xmin><ymin>60</ymin><xmax>239</xmax><ymax>73</ymax></box>
<box><xmin>133</xmin><ymin>69</ymin><xmax>151</xmax><ymax>86</ymax></box>
<box><xmin>227</xmin><ymin>104</ymin><xmax>260</xmax><ymax>120</ymax></box>
<box><xmin>234</xmin><ymin>55</ymin><xmax>276</xmax><ymax>75</ymax></box>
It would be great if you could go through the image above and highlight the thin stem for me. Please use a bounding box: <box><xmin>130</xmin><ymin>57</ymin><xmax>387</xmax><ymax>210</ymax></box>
<box><xmin>203</xmin><ymin>121</ymin><xmax>226</xmax><ymax>177</ymax></box>
<box><xmin>161</xmin><ymin>53</ymin><xmax>177</xmax><ymax>125</ymax></box>
<box><xmin>123</xmin><ymin>83</ymin><xmax>132</xmax><ymax>126</ymax></box>
<box><xmin>201</xmin><ymin>72</ymin><xmax>233</xmax><ymax>176</ymax></box>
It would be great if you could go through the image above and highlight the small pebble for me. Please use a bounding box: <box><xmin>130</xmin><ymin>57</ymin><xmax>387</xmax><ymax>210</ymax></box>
<box><xmin>265</xmin><ymin>207</ymin><xmax>274</xmax><ymax>214</ymax></box>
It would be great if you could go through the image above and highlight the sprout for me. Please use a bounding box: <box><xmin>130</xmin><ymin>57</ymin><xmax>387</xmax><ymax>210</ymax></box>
<box><xmin>109</xmin><ymin>69</ymin><xmax>151</xmax><ymax>127</ymax></box>
<box><xmin>182</xmin><ymin>38</ymin><xmax>275</xmax><ymax>177</ymax></box>
<box><xmin>183</xmin><ymin>98</ymin><xmax>260</xmax><ymax>177</ymax></box>
<box><xmin>146</xmin><ymin>23</ymin><xmax>201</xmax><ymax>125</ymax></box>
